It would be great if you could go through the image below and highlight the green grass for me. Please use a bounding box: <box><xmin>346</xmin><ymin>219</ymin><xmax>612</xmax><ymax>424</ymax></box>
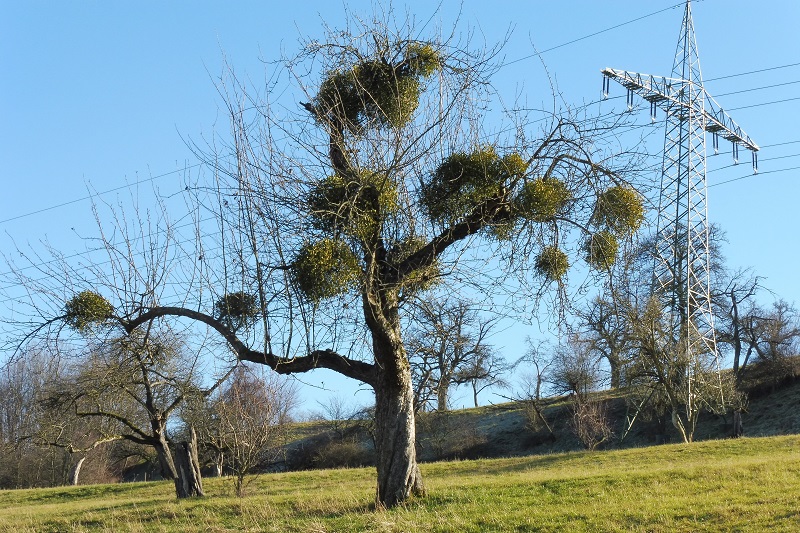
<box><xmin>1</xmin><ymin>434</ymin><xmax>799</xmax><ymax>532</ymax></box>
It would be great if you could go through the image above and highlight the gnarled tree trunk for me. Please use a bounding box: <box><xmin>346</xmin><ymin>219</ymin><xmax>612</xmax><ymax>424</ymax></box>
<box><xmin>173</xmin><ymin>427</ymin><xmax>204</xmax><ymax>498</ymax></box>
<box><xmin>368</xmin><ymin>291</ymin><xmax>426</xmax><ymax>508</ymax></box>
<box><xmin>374</xmin><ymin>364</ymin><xmax>425</xmax><ymax>508</ymax></box>
<box><xmin>155</xmin><ymin>433</ymin><xmax>178</xmax><ymax>481</ymax></box>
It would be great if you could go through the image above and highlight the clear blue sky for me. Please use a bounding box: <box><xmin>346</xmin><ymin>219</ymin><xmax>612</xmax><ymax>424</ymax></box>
<box><xmin>2</xmin><ymin>1</ymin><xmax>798</xmax><ymax>411</ymax></box>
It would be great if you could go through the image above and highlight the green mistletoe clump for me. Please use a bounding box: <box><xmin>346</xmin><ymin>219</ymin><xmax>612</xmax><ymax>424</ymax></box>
<box><xmin>292</xmin><ymin>238</ymin><xmax>361</xmax><ymax>302</ymax></box>
<box><xmin>64</xmin><ymin>290</ymin><xmax>114</xmax><ymax>332</ymax></box>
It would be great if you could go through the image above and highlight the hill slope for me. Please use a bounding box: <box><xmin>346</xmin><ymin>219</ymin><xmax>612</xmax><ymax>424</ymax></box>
<box><xmin>284</xmin><ymin>371</ymin><xmax>800</xmax><ymax>468</ymax></box>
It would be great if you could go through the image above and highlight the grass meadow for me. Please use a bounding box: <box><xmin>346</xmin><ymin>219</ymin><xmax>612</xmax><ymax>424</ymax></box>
<box><xmin>1</xmin><ymin>434</ymin><xmax>798</xmax><ymax>532</ymax></box>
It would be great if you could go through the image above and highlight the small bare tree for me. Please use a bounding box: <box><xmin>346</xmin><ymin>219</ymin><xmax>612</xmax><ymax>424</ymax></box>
<box><xmin>211</xmin><ymin>366</ymin><xmax>297</xmax><ymax>496</ymax></box>
<box><xmin>748</xmin><ymin>300</ymin><xmax>800</xmax><ymax>379</ymax></box>
<box><xmin>456</xmin><ymin>345</ymin><xmax>511</xmax><ymax>409</ymax></box>
<box><xmin>625</xmin><ymin>297</ymin><xmax>733</xmax><ymax>444</ymax></box>
<box><xmin>550</xmin><ymin>335</ymin><xmax>613</xmax><ymax>450</ymax></box>
<box><xmin>515</xmin><ymin>338</ymin><xmax>556</xmax><ymax>437</ymax></box>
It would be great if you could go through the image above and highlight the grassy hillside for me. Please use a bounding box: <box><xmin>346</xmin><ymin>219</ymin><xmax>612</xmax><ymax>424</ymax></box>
<box><xmin>2</xmin><ymin>434</ymin><xmax>799</xmax><ymax>532</ymax></box>
<box><xmin>283</xmin><ymin>366</ymin><xmax>800</xmax><ymax>470</ymax></box>
<box><xmin>398</xmin><ymin>372</ymin><xmax>800</xmax><ymax>463</ymax></box>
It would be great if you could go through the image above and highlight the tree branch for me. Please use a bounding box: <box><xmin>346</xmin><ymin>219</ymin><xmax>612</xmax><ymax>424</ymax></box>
<box><xmin>122</xmin><ymin>307</ymin><xmax>378</xmax><ymax>386</ymax></box>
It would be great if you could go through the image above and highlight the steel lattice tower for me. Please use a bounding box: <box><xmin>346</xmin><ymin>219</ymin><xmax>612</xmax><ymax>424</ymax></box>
<box><xmin>601</xmin><ymin>1</ymin><xmax>759</xmax><ymax>394</ymax></box>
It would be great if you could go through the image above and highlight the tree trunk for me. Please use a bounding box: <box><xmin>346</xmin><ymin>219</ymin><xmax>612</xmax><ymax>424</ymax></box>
<box><xmin>173</xmin><ymin>427</ymin><xmax>204</xmax><ymax>498</ymax></box>
<box><xmin>671</xmin><ymin>409</ymin><xmax>690</xmax><ymax>443</ymax></box>
<box><xmin>609</xmin><ymin>355</ymin><xmax>621</xmax><ymax>389</ymax></box>
<box><xmin>214</xmin><ymin>451</ymin><xmax>224</xmax><ymax>477</ymax></box>
<box><xmin>69</xmin><ymin>456</ymin><xmax>86</xmax><ymax>486</ymax></box>
<box><xmin>374</xmin><ymin>367</ymin><xmax>425</xmax><ymax>508</ymax></box>
<box><xmin>436</xmin><ymin>381</ymin><xmax>449</xmax><ymax>412</ymax></box>
<box><xmin>732</xmin><ymin>410</ymin><xmax>744</xmax><ymax>438</ymax></box>
<box><xmin>155</xmin><ymin>433</ymin><xmax>178</xmax><ymax>480</ymax></box>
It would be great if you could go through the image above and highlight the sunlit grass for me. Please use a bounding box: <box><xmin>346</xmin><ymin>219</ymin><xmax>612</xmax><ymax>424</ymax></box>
<box><xmin>1</xmin><ymin>434</ymin><xmax>798</xmax><ymax>532</ymax></box>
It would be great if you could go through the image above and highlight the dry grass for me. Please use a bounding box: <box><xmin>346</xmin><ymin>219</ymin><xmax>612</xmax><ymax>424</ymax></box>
<box><xmin>1</xmin><ymin>434</ymin><xmax>798</xmax><ymax>532</ymax></box>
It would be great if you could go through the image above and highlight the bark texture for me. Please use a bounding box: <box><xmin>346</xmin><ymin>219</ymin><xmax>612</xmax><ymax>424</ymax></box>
<box><xmin>436</xmin><ymin>382</ymin><xmax>450</xmax><ymax>412</ymax></box>
<box><xmin>173</xmin><ymin>428</ymin><xmax>204</xmax><ymax>498</ymax></box>
<box><xmin>732</xmin><ymin>410</ymin><xmax>744</xmax><ymax>438</ymax></box>
<box><xmin>374</xmin><ymin>368</ymin><xmax>425</xmax><ymax>507</ymax></box>
<box><xmin>155</xmin><ymin>433</ymin><xmax>178</xmax><ymax>480</ymax></box>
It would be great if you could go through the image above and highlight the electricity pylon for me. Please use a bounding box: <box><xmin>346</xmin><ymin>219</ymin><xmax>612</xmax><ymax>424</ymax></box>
<box><xmin>601</xmin><ymin>1</ymin><xmax>758</xmax><ymax>408</ymax></box>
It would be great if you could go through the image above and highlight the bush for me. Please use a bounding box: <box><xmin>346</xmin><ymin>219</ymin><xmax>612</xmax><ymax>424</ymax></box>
<box><xmin>312</xmin><ymin>439</ymin><xmax>374</xmax><ymax>469</ymax></box>
<box><xmin>572</xmin><ymin>398</ymin><xmax>614</xmax><ymax>451</ymax></box>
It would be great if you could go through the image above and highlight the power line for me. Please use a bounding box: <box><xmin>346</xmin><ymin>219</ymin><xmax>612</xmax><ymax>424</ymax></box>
<box><xmin>5</xmin><ymin>8</ymin><xmax>798</xmax><ymax>230</ymax></box>
<box><xmin>714</xmin><ymin>80</ymin><xmax>800</xmax><ymax>98</ymax></box>
<box><xmin>2</xmin><ymin>149</ymin><xmax>796</xmax><ymax>299</ymax></box>
<box><xmin>0</xmin><ymin>212</ymin><xmax>221</xmax><ymax>280</ymax></box>
<box><xmin>761</xmin><ymin>140</ymin><xmax>800</xmax><ymax>148</ymax></box>
<box><xmin>0</xmin><ymin>3</ymin><xmax>795</xmax><ymax>269</ymax></box>
<box><xmin>0</xmin><ymin>163</ymin><xmax>203</xmax><ymax>226</ymax></box>
<box><xmin>504</xmin><ymin>1</ymin><xmax>686</xmax><ymax>66</ymax></box>
<box><xmin>727</xmin><ymin>96</ymin><xmax>800</xmax><ymax>112</ymax></box>
<box><xmin>708</xmin><ymin>151</ymin><xmax>800</xmax><ymax>174</ymax></box>
<box><xmin>709</xmin><ymin>165</ymin><xmax>800</xmax><ymax>188</ymax></box>
<box><xmin>704</xmin><ymin>62</ymin><xmax>800</xmax><ymax>83</ymax></box>
<box><xmin>3</xmin><ymin>93</ymin><xmax>796</xmax><ymax>241</ymax></box>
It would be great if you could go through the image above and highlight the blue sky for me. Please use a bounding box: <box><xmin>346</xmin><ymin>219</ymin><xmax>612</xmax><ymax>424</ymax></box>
<box><xmin>2</xmin><ymin>1</ymin><xmax>798</xmax><ymax>411</ymax></box>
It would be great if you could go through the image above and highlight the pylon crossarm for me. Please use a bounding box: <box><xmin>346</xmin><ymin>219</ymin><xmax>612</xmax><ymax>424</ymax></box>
<box><xmin>601</xmin><ymin>68</ymin><xmax>759</xmax><ymax>152</ymax></box>
<box><xmin>703</xmin><ymin>93</ymin><xmax>759</xmax><ymax>151</ymax></box>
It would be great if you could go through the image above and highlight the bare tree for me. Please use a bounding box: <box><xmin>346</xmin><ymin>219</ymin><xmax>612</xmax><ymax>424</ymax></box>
<box><xmin>549</xmin><ymin>335</ymin><xmax>613</xmax><ymax>451</ymax></box>
<box><xmin>209</xmin><ymin>366</ymin><xmax>297</xmax><ymax>496</ymax></box>
<box><xmin>37</xmin><ymin>330</ymin><xmax>230</xmax><ymax>497</ymax></box>
<box><xmin>578</xmin><ymin>294</ymin><xmax>634</xmax><ymax>389</ymax></box>
<box><xmin>518</xmin><ymin>338</ymin><xmax>553</xmax><ymax>402</ymax></box>
<box><xmin>623</xmin><ymin>296</ymin><xmax>736</xmax><ymax>443</ymax></box>
<box><xmin>713</xmin><ymin>271</ymin><xmax>763</xmax><ymax>437</ymax></box>
<box><xmin>579</xmin><ymin>226</ymin><xmax>742</xmax><ymax>443</ymax></box>
<box><xmin>312</xmin><ymin>394</ymin><xmax>366</xmax><ymax>440</ymax></box>
<box><xmin>7</xmin><ymin>9</ymin><xmax>647</xmax><ymax>507</ymax></box>
<box><xmin>749</xmin><ymin>300</ymin><xmax>800</xmax><ymax>371</ymax></box>
<box><xmin>515</xmin><ymin>338</ymin><xmax>556</xmax><ymax>438</ymax></box>
<box><xmin>456</xmin><ymin>345</ymin><xmax>511</xmax><ymax>409</ymax></box>
<box><xmin>715</xmin><ymin>272</ymin><xmax>762</xmax><ymax>384</ymax></box>
<box><xmin>0</xmin><ymin>349</ymin><xmax>69</xmax><ymax>488</ymax></box>
<box><xmin>548</xmin><ymin>335</ymin><xmax>602</xmax><ymax>398</ymax></box>
<box><xmin>407</xmin><ymin>298</ymin><xmax>501</xmax><ymax>411</ymax></box>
